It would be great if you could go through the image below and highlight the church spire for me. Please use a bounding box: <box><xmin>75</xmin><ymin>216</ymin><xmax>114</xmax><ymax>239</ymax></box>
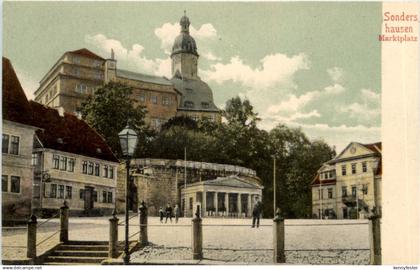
<box><xmin>180</xmin><ymin>10</ymin><xmax>190</xmax><ymax>33</ymax></box>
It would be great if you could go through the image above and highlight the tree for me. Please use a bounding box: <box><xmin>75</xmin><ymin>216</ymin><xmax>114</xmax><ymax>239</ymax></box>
<box><xmin>79</xmin><ymin>82</ymin><xmax>149</xmax><ymax>158</ymax></box>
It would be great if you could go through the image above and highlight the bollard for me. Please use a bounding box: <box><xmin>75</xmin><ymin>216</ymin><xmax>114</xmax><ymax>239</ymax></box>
<box><xmin>139</xmin><ymin>201</ymin><xmax>148</xmax><ymax>246</ymax></box>
<box><xmin>273</xmin><ymin>208</ymin><xmax>285</xmax><ymax>263</ymax></box>
<box><xmin>192</xmin><ymin>205</ymin><xmax>203</xmax><ymax>260</ymax></box>
<box><xmin>109</xmin><ymin>209</ymin><xmax>119</xmax><ymax>258</ymax></box>
<box><xmin>60</xmin><ymin>201</ymin><xmax>69</xmax><ymax>243</ymax></box>
<box><xmin>368</xmin><ymin>207</ymin><xmax>381</xmax><ymax>265</ymax></box>
<box><xmin>27</xmin><ymin>214</ymin><xmax>37</xmax><ymax>259</ymax></box>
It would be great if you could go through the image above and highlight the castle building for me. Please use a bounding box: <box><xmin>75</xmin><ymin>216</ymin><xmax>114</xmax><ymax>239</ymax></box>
<box><xmin>34</xmin><ymin>13</ymin><xmax>221</xmax><ymax>129</ymax></box>
<box><xmin>311</xmin><ymin>142</ymin><xmax>382</xmax><ymax>219</ymax></box>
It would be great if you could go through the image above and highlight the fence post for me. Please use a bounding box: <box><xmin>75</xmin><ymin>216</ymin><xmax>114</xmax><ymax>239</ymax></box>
<box><xmin>192</xmin><ymin>205</ymin><xmax>203</xmax><ymax>260</ymax></box>
<box><xmin>109</xmin><ymin>209</ymin><xmax>119</xmax><ymax>258</ymax></box>
<box><xmin>27</xmin><ymin>214</ymin><xmax>37</xmax><ymax>259</ymax></box>
<box><xmin>369</xmin><ymin>208</ymin><xmax>381</xmax><ymax>265</ymax></box>
<box><xmin>139</xmin><ymin>201</ymin><xmax>148</xmax><ymax>246</ymax></box>
<box><xmin>60</xmin><ymin>201</ymin><xmax>69</xmax><ymax>243</ymax></box>
<box><xmin>273</xmin><ymin>208</ymin><xmax>285</xmax><ymax>263</ymax></box>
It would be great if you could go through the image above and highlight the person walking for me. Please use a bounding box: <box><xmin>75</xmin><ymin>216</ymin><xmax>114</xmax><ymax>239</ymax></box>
<box><xmin>165</xmin><ymin>203</ymin><xmax>173</xmax><ymax>223</ymax></box>
<box><xmin>252</xmin><ymin>198</ymin><xmax>262</xmax><ymax>228</ymax></box>
<box><xmin>159</xmin><ymin>207</ymin><xmax>164</xmax><ymax>223</ymax></box>
<box><xmin>174</xmin><ymin>204</ymin><xmax>180</xmax><ymax>223</ymax></box>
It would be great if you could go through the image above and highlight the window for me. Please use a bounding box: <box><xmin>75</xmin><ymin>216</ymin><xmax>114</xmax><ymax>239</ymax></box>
<box><xmin>88</xmin><ymin>162</ymin><xmax>94</xmax><ymax>175</ymax></box>
<box><xmin>103</xmin><ymin>165</ymin><xmax>108</xmax><ymax>178</ymax></box>
<box><xmin>93</xmin><ymin>60</ymin><xmax>102</xmax><ymax>68</ymax></box>
<box><xmin>139</xmin><ymin>94</ymin><xmax>145</xmax><ymax>103</ymax></box>
<box><xmin>328</xmin><ymin>171</ymin><xmax>333</xmax><ymax>179</ymax></box>
<box><xmin>351</xmin><ymin>163</ymin><xmax>356</xmax><ymax>174</ymax></box>
<box><xmin>93</xmin><ymin>191</ymin><xmax>98</xmax><ymax>202</ymax></box>
<box><xmin>342</xmin><ymin>186</ymin><xmax>347</xmax><ymax>197</ymax></box>
<box><xmin>74</xmin><ymin>56</ymin><xmax>80</xmax><ymax>64</ymax></box>
<box><xmin>362</xmin><ymin>184</ymin><xmax>368</xmax><ymax>195</ymax></box>
<box><xmin>32</xmin><ymin>153</ymin><xmax>38</xmax><ymax>166</ymax></box>
<box><xmin>162</xmin><ymin>96</ymin><xmax>170</xmax><ymax>106</ymax></box>
<box><xmin>79</xmin><ymin>189</ymin><xmax>84</xmax><ymax>200</ymax></box>
<box><xmin>2</xmin><ymin>134</ymin><xmax>9</xmax><ymax>153</ymax></box>
<box><xmin>362</xmin><ymin>162</ymin><xmax>367</xmax><ymax>173</ymax></box>
<box><xmin>2</xmin><ymin>175</ymin><xmax>8</xmax><ymax>192</ymax></box>
<box><xmin>201</xmin><ymin>102</ymin><xmax>209</xmax><ymax>109</ymax></box>
<box><xmin>10</xmin><ymin>136</ymin><xmax>19</xmax><ymax>155</ymax></box>
<box><xmin>351</xmin><ymin>186</ymin><xmax>357</xmax><ymax>197</ymax></box>
<box><xmin>95</xmin><ymin>163</ymin><xmax>100</xmax><ymax>176</ymax></box>
<box><xmin>341</xmin><ymin>165</ymin><xmax>346</xmax><ymax>176</ymax></box>
<box><xmin>53</xmin><ymin>155</ymin><xmax>60</xmax><ymax>169</ymax></box>
<box><xmin>72</xmin><ymin>68</ymin><xmax>80</xmax><ymax>76</ymax></box>
<box><xmin>66</xmin><ymin>186</ymin><xmax>72</xmax><ymax>199</ymax></box>
<box><xmin>107</xmin><ymin>192</ymin><xmax>113</xmax><ymax>203</ymax></box>
<box><xmin>82</xmin><ymin>161</ymin><xmax>88</xmax><ymax>174</ymax></box>
<box><xmin>75</xmin><ymin>84</ymin><xmax>87</xmax><ymax>94</ymax></box>
<box><xmin>94</xmin><ymin>72</ymin><xmax>103</xmax><ymax>80</ymax></box>
<box><xmin>58</xmin><ymin>185</ymin><xmax>65</xmax><ymax>199</ymax></box>
<box><xmin>102</xmin><ymin>191</ymin><xmax>107</xmax><ymax>203</ymax></box>
<box><xmin>109</xmin><ymin>167</ymin><xmax>114</xmax><ymax>179</ymax></box>
<box><xmin>50</xmin><ymin>184</ymin><xmax>57</xmax><ymax>198</ymax></box>
<box><xmin>60</xmin><ymin>156</ymin><xmax>67</xmax><ymax>171</ymax></box>
<box><xmin>328</xmin><ymin>188</ymin><xmax>333</xmax><ymax>199</ymax></box>
<box><xmin>184</xmin><ymin>101</ymin><xmax>194</xmax><ymax>108</ymax></box>
<box><xmin>151</xmin><ymin>95</ymin><xmax>158</xmax><ymax>104</ymax></box>
<box><xmin>68</xmin><ymin>158</ymin><xmax>75</xmax><ymax>172</ymax></box>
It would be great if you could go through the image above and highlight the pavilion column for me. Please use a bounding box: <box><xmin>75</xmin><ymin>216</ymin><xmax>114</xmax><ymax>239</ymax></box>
<box><xmin>214</xmin><ymin>192</ymin><xmax>218</xmax><ymax>216</ymax></box>
<box><xmin>225</xmin><ymin>193</ymin><xmax>229</xmax><ymax>216</ymax></box>
<box><xmin>247</xmin><ymin>194</ymin><xmax>252</xmax><ymax>217</ymax></box>
<box><xmin>202</xmin><ymin>191</ymin><xmax>207</xmax><ymax>217</ymax></box>
<box><xmin>237</xmin><ymin>193</ymin><xmax>242</xmax><ymax>218</ymax></box>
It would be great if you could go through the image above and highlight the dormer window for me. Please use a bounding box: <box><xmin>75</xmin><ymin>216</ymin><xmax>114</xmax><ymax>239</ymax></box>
<box><xmin>201</xmin><ymin>102</ymin><xmax>209</xmax><ymax>109</ymax></box>
<box><xmin>184</xmin><ymin>101</ymin><xmax>194</xmax><ymax>108</ymax></box>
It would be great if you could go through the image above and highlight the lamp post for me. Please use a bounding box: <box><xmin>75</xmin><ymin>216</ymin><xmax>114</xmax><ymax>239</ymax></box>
<box><xmin>118</xmin><ymin>124</ymin><xmax>138</xmax><ymax>265</ymax></box>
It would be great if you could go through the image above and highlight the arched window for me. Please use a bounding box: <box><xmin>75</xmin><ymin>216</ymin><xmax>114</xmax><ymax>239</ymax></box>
<box><xmin>184</xmin><ymin>101</ymin><xmax>194</xmax><ymax>108</ymax></box>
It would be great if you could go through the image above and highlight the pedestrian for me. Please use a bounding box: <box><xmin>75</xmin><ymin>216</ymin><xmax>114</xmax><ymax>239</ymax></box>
<box><xmin>165</xmin><ymin>203</ymin><xmax>173</xmax><ymax>223</ymax></box>
<box><xmin>159</xmin><ymin>207</ymin><xmax>164</xmax><ymax>223</ymax></box>
<box><xmin>174</xmin><ymin>204</ymin><xmax>180</xmax><ymax>223</ymax></box>
<box><xmin>252</xmin><ymin>197</ymin><xmax>262</xmax><ymax>228</ymax></box>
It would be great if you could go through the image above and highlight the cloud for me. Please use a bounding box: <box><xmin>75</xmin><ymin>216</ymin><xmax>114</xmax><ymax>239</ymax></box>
<box><xmin>339</xmin><ymin>88</ymin><xmax>381</xmax><ymax>122</ymax></box>
<box><xmin>201</xmin><ymin>51</ymin><xmax>221</xmax><ymax>61</ymax></box>
<box><xmin>267</xmin><ymin>91</ymin><xmax>320</xmax><ymax>114</ymax></box>
<box><xmin>327</xmin><ymin>67</ymin><xmax>344</xmax><ymax>83</ymax></box>
<box><xmin>15</xmin><ymin>68</ymin><xmax>38</xmax><ymax>100</ymax></box>
<box><xmin>85</xmin><ymin>34</ymin><xmax>171</xmax><ymax>77</ymax></box>
<box><xmin>201</xmin><ymin>53</ymin><xmax>310</xmax><ymax>89</ymax></box>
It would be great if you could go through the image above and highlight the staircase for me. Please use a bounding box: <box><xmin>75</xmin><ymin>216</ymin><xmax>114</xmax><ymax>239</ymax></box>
<box><xmin>42</xmin><ymin>241</ymin><xmax>113</xmax><ymax>265</ymax></box>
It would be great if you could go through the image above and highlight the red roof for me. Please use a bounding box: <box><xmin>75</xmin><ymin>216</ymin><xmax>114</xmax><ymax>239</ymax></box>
<box><xmin>29</xmin><ymin>101</ymin><xmax>118</xmax><ymax>162</ymax></box>
<box><xmin>68</xmin><ymin>48</ymin><xmax>104</xmax><ymax>61</ymax></box>
<box><xmin>363</xmin><ymin>142</ymin><xmax>381</xmax><ymax>154</ymax></box>
<box><xmin>2</xmin><ymin>57</ymin><xmax>34</xmax><ymax>126</ymax></box>
<box><xmin>311</xmin><ymin>174</ymin><xmax>336</xmax><ymax>186</ymax></box>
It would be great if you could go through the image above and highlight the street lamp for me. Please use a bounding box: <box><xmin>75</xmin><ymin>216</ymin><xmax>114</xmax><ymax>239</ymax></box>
<box><xmin>118</xmin><ymin>123</ymin><xmax>138</xmax><ymax>265</ymax></box>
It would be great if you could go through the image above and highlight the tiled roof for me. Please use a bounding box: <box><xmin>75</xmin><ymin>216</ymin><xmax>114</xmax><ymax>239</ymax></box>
<box><xmin>29</xmin><ymin>101</ymin><xmax>119</xmax><ymax>163</ymax></box>
<box><xmin>2</xmin><ymin>57</ymin><xmax>34</xmax><ymax>126</ymax></box>
<box><xmin>363</xmin><ymin>142</ymin><xmax>381</xmax><ymax>154</ymax></box>
<box><xmin>68</xmin><ymin>48</ymin><xmax>104</xmax><ymax>61</ymax></box>
<box><xmin>311</xmin><ymin>174</ymin><xmax>336</xmax><ymax>186</ymax></box>
<box><xmin>117</xmin><ymin>69</ymin><xmax>173</xmax><ymax>86</ymax></box>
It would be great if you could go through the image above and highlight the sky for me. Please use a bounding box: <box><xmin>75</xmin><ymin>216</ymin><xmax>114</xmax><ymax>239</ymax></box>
<box><xmin>3</xmin><ymin>2</ymin><xmax>382</xmax><ymax>151</ymax></box>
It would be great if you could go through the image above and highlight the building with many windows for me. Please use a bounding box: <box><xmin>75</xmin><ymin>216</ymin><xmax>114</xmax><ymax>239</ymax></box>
<box><xmin>34</xmin><ymin>13</ymin><xmax>221</xmax><ymax>129</ymax></box>
<box><xmin>30</xmin><ymin>101</ymin><xmax>120</xmax><ymax>217</ymax></box>
<box><xmin>2</xmin><ymin>57</ymin><xmax>39</xmax><ymax>224</ymax></box>
<box><xmin>311</xmin><ymin>142</ymin><xmax>382</xmax><ymax>219</ymax></box>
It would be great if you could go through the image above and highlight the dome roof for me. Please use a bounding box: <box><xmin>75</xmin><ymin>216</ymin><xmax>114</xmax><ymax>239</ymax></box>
<box><xmin>171</xmin><ymin>33</ymin><xmax>198</xmax><ymax>56</ymax></box>
<box><xmin>171</xmin><ymin>13</ymin><xmax>199</xmax><ymax>57</ymax></box>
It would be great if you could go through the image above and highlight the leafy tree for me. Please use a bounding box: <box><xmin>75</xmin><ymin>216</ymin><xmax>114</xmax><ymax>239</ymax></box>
<box><xmin>79</xmin><ymin>82</ymin><xmax>149</xmax><ymax>158</ymax></box>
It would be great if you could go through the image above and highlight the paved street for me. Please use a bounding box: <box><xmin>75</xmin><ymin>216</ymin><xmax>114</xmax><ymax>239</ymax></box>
<box><xmin>2</xmin><ymin>215</ymin><xmax>370</xmax><ymax>264</ymax></box>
